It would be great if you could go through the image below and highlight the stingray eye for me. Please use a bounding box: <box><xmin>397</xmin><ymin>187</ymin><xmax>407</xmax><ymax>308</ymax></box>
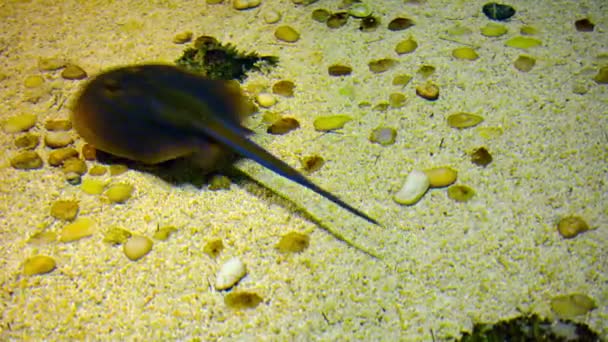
<box><xmin>102</xmin><ymin>78</ymin><xmax>123</xmax><ymax>97</ymax></box>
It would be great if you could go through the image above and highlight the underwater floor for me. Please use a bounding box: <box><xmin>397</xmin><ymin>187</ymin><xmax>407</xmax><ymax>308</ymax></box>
<box><xmin>1</xmin><ymin>0</ymin><xmax>606</xmax><ymax>340</ymax></box>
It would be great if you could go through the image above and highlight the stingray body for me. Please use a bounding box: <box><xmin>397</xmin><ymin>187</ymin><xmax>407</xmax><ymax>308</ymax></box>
<box><xmin>72</xmin><ymin>64</ymin><xmax>378</xmax><ymax>225</ymax></box>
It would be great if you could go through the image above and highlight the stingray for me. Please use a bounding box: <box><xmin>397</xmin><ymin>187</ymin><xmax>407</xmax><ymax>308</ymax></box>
<box><xmin>71</xmin><ymin>64</ymin><xmax>380</xmax><ymax>228</ymax></box>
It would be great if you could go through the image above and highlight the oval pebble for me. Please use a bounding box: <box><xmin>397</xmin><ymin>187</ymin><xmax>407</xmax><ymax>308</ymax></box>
<box><xmin>313</xmin><ymin>115</ymin><xmax>352</xmax><ymax>131</ymax></box>
<box><xmin>514</xmin><ymin>55</ymin><xmax>535</xmax><ymax>72</ymax></box>
<box><xmin>276</xmin><ymin>231</ymin><xmax>310</xmax><ymax>253</ymax></box>
<box><xmin>481</xmin><ymin>23</ymin><xmax>507</xmax><ymax>37</ymax></box>
<box><xmin>275</xmin><ymin>26</ymin><xmax>300</xmax><ymax>42</ymax></box>
<box><xmin>256</xmin><ymin>93</ymin><xmax>276</xmax><ymax>108</ymax></box>
<box><xmin>328</xmin><ymin>64</ymin><xmax>352</xmax><ymax>76</ymax></box>
<box><xmin>124</xmin><ymin>235</ymin><xmax>153</xmax><ymax>261</ymax></box>
<box><xmin>369</xmin><ymin>127</ymin><xmax>397</xmax><ymax>146</ymax></box>
<box><xmin>263</xmin><ymin>10</ymin><xmax>281</xmax><ymax>24</ymax></box>
<box><xmin>551</xmin><ymin>293</ymin><xmax>596</xmax><ymax>319</ymax></box>
<box><xmin>3</xmin><ymin>114</ymin><xmax>37</xmax><ymax>133</ymax></box>
<box><xmin>388</xmin><ymin>17</ymin><xmax>414</xmax><ymax>31</ymax></box>
<box><xmin>348</xmin><ymin>3</ymin><xmax>371</xmax><ymax>18</ymax></box>
<box><xmin>425</xmin><ymin>167</ymin><xmax>457</xmax><ymax>188</ymax></box>
<box><xmin>447</xmin><ymin>184</ymin><xmax>475</xmax><ymax>202</ymax></box>
<box><xmin>452</xmin><ymin>47</ymin><xmax>479</xmax><ymax>60</ymax></box>
<box><xmin>233</xmin><ymin>0</ymin><xmax>260</xmax><ymax>10</ymax></box>
<box><xmin>557</xmin><ymin>216</ymin><xmax>589</xmax><ymax>239</ymax></box>
<box><xmin>447</xmin><ymin>112</ymin><xmax>484</xmax><ymax>128</ymax></box>
<box><xmin>23</xmin><ymin>255</ymin><xmax>56</xmax><ymax>276</ymax></box>
<box><xmin>394</xmin><ymin>170</ymin><xmax>430</xmax><ymax>205</ymax></box>
<box><xmin>216</xmin><ymin>257</ymin><xmax>247</xmax><ymax>290</ymax></box>
<box><xmin>50</xmin><ymin>200</ymin><xmax>79</xmax><ymax>221</ymax></box>
<box><xmin>59</xmin><ymin>217</ymin><xmax>95</xmax><ymax>242</ymax></box>
<box><xmin>61</xmin><ymin>64</ymin><xmax>87</xmax><ymax>80</ymax></box>
<box><xmin>10</xmin><ymin>151</ymin><xmax>43</xmax><ymax>170</ymax></box>
<box><xmin>505</xmin><ymin>36</ymin><xmax>541</xmax><ymax>49</ymax></box>
<box><xmin>48</xmin><ymin>147</ymin><xmax>79</xmax><ymax>166</ymax></box>
<box><xmin>105</xmin><ymin>183</ymin><xmax>134</xmax><ymax>203</ymax></box>
<box><xmin>267</xmin><ymin>117</ymin><xmax>300</xmax><ymax>135</ymax></box>
<box><xmin>44</xmin><ymin>119</ymin><xmax>72</xmax><ymax>131</ymax></box>
<box><xmin>482</xmin><ymin>2</ymin><xmax>515</xmax><ymax>21</ymax></box>
<box><xmin>415</xmin><ymin>82</ymin><xmax>440</xmax><ymax>101</ymax></box>
<box><xmin>81</xmin><ymin>178</ymin><xmax>106</xmax><ymax>195</ymax></box>
<box><xmin>24</xmin><ymin>75</ymin><xmax>44</xmax><ymax>88</ymax></box>
<box><xmin>44</xmin><ymin>132</ymin><xmax>73</xmax><ymax>148</ymax></box>
<box><xmin>14</xmin><ymin>133</ymin><xmax>39</xmax><ymax>150</ymax></box>
<box><xmin>395</xmin><ymin>38</ymin><xmax>418</xmax><ymax>55</ymax></box>
<box><xmin>272</xmin><ymin>80</ymin><xmax>295</xmax><ymax>97</ymax></box>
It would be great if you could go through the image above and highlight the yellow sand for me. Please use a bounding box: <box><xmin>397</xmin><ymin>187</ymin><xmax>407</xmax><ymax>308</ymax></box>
<box><xmin>0</xmin><ymin>0</ymin><xmax>606</xmax><ymax>340</ymax></box>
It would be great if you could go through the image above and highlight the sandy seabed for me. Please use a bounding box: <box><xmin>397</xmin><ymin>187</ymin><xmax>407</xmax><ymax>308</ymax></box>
<box><xmin>0</xmin><ymin>0</ymin><xmax>606</xmax><ymax>340</ymax></box>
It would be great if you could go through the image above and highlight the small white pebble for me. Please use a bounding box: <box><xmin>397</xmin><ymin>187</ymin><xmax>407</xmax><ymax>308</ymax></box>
<box><xmin>216</xmin><ymin>257</ymin><xmax>247</xmax><ymax>290</ymax></box>
<box><xmin>263</xmin><ymin>10</ymin><xmax>281</xmax><ymax>24</ymax></box>
<box><xmin>233</xmin><ymin>0</ymin><xmax>261</xmax><ymax>10</ymax></box>
<box><xmin>256</xmin><ymin>93</ymin><xmax>276</xmax><ymax>108</ymax></box>
<box><xmin>394</xmin><ymin>170</ymin><xmax>430</xmax><ymax>205</ymax></box>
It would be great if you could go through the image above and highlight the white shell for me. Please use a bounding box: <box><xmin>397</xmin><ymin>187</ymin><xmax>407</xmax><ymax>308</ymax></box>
<box><xmin>393</xmin><ymin>170</ymin><xmax>430</xmax><ymax>205</ymax></box>
<box><xmin>215</xmin><ymin>257</ymin><xmax>247</xmax><ymax>290</ymax></box>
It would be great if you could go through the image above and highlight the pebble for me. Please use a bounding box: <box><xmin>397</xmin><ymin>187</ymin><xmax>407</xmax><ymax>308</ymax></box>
<box><xmin>425</xmin><ymin>167</ymin><xmax>457</xmax><ymax>188</ymax></box>
<box><xmin>2</xmin><ymin>114</ymin><xmax>37</xmax><ymax>133</ymax></box>
<box><xmin>38</xmin><ymin>57</ymin><xmax>66</xmax><ymax>71</ymax></box>
<box><xmin>274</xmin><ymin>25</ymin><xmax>300</xmax><ymax>42</ymax></box>
<box><xmin>61</xmin><ymin>64</ymin><xmax>87</xmax><ymax>80</ymax></box>
<box><xmin>388</xmin><ymin>17</ymin><xmax>414</xmax><ymax>31</ymax></box>
<box><xmin>172</xmin><ymin>31</ymin><xmax>192</xmax><ymax>44</ymax></box>
<box><xmin>415</xmin><ymin>82</ymin><xmax>440</xmax><ymax>101</ymax></box>
<box><xmin>153</xmin><ymin>226</ymin><xmax>177</xmax><ymax>241</ymax></box>
<box><xmin>557</xmin><ymin>216</ymin><xmax>589</xmax><ymax>239</ymax></box>
<box><xmin>50</xmin><ymin>200</ymin><xmax>79</xmax><ymax>221</ymax></box>
<box><xmin>471</xmin><ymin>147</ymin><xmax>493</xmax><ymax>166</ymax></box>
<box><xmin>206</xmin><ymin>0</ymin><xmax>223</xmax><ymax>3</ymax></box>
<box><xmin>328</xmin><ymin>64</ymin><xmax>352</xmax><ymax>76</ymax></box>
<box><xmin>593</xmin><ymin>66</ymin><xmax>608</xmax><ymax>84</ymax></box>
<box><xmin>14</xmin><ymin>133</ymin><xmax>40</xmax><ymax>149</ymax></box>
<box><xmin>208</xmin><ymin>175</ymin><xmax>231</xmax><ymax>190</ymax></box>
<box><xmin>348</xmin><ymin>3</ymin><xmax>371</xmax><ymax>18</ymax></box>
<box><xmin>224</xmin><ymin>291</ymin><xmax>263</xmax><ymax>309</ymax></box>
<box><xmin>389</xmin><ymin>93</ymin><xmax>406</xmax><ymax>108</ymax></box>
<box><xmin>447</xmin><ymin>185</ymin><xmax>475</xmax><ymax>202</ymax></box>
<box><xmin>263</xmin><ymin>10</ymin><xmax>281</xmax><ymax>24</ymax></box>
<box><xmin>514</xmin><ymin>55</ymin><xmax>535</xmax><ymax>72</ymax></box>
<box><xmin>276</xmin><ymin>232</ymin><xmax>310</xmax><ymax>253</ymax></box>
<box><xmin>369</xmin><ymin>127</ymin><xmax>397</xmax><ymax>146</ymax></box>
<box><xmin>62</xmin><ymin>157</ymin><xmax>88</xmax><ymax>175</ymax></box>
<box><xmin>394</xmin><ymin>170</ymin><xmax>430</xmax><ymax>205</ymax></box>
<box><xmin>482</xmin><ymin>2</ymin><xmax>515</xmax><ymax>21</ymax></box>
<box><xmin>103</xmin><ymin>227</ymin><xmax>132</xmax><ymax>245</ymax></box>
<box><xmin>256</xmin><ymin>93</ymin><xmax>276</xmax><ymax>108</ymax></box>
<box><xmin>233</xmin><ymin>0</ymin><xmax>261</xmax><ymax>10</ymax></box>
<box><xmin>124</xmin><ymin>235</ymin><xmax>153</xmax><ymax>261</ymax></box>
<box><xmin>551</xmin><ymin>293</ymin><xmax>596</xmax><ymax>319</ymax></box>
<box><xmin>10</xmin><ymin>151</ymin><xmax>43</xmax><ymax>170</ymax></box>
<box><xmin>311</xmin><ymin>9</ymin><xmax>330</xmax><ymax>23</ymax></box>
<box><xmin>24</xmin><ymin>75</ymin><xmax>45</xmax><ymax>88</ymax></box>
<box><xmin>109</xmin><ymin>164</ymin><xmax>128</xmax><ymax>176</ymax></box>
<box><xmin>272</xmin><ymin>80</ymin><xmax>295</xmax><ymax>97</ymax></box>
<box><xmin>392</xmin><ymin>74</ymin><xmax>412</xmax><ymax>86</ymax></box>
<box><xmin>447</xmin><ymin>112</ymin><xmax>484</xmax><ymax>128</ymax></box>
<box><xmin>82</xmin><ymin>144</ymin><xmax>97</xmax><ymax>160</ymax></box>
<box><xmin>313</xmin><ymin>115</ymin><xmax>352</xmax><ymax>131</ymax></box>
<box><xmin>59</xmin><ymin>217</ymin><xmax>95</xmax><ymax>242</ymax></box>
<box><xmin>65</xmin><ymin>172</ymin><xmax>82</xmax><ymax>185</ymax></box>
<box><xmin>44</xmin><ymin>119</ymin><xmax>72</xmax><ymax>131</ymax></box>
<box><xmin>505</xmin><ymin>36</ymin><xmax>541</xmax><ymax>49</ymax></box>
<box><xmin>267</xmin><ymin>117</ymin><xmax>300</xmax><ymax>135</ymax></box>
<box><xmin>216</xmin><ymin>257</ymin><xmax>247</xmax><ymax>290</ymax></box>
<box><xmin>105</xmin><ymin>183</ymin><xmax>134</xmax><ymax>203</ymax></box>
<box><xmin>88</xmin><ymin>165</ymin><xmax>107</xmax><ymax>176</ymax></box>
<box><xmin>417</xmin><ymin>65</ymin><xmax>436</xmax><ymax>78</ymax></box>
<box><xmin>203</xmin><ymin>239</ymin><xmax>224</xmax><ymax>258</ymax></box>
<box><xmin>23</xmin><ymin>255</ymin><xmax>56</xmax><ymax>276</ymax></box>
<box><xmin>48</xmin><ymin>147</ymin><xmax>79</xmax><ymax>166</ymax></box>
<box><xmin>481</xmin><ymin>23</ymin><xmax>507</xmax><ymax>37</ymax></box>
<box><xmin>359</xmin><ymin>15</ymin><xmax>380</xmax><ymax>32</ymax></box>
<box><xmin>300</xmin><ymin>155</ymin><xmax>324</xmax><ymax>172</ymax></box>
<box><xmin>368</xmin><ymin>58</ymin><xmax>397</xmax><ymax>73</ymax></box>
<box><xmin>574</xmin><ymin>18</ymin><xmax>594</xmax><ymax>32</ymax></box>
<box><xmin>395</xmin><ymin>38</ymin><xmax>418</xmax><ymax>55</ymax></box>
<box><xmin>81</xmin><ymin>178</ymin><xmax>106</xmax><ymax>195</ymax></box>
<box><xmin>452</xmin><ymin>47</ymin><xmax>479</xmax><ymax>60</ymax></box>
<box><xmin>44</xmin><ymin>131</ymin><xmax>74</xmax><ymax>148</ymax></box>
<box><xmin>326</xmin><ymin>12</ymin><xmax>349</xmax><ymax>29</ymax></box>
